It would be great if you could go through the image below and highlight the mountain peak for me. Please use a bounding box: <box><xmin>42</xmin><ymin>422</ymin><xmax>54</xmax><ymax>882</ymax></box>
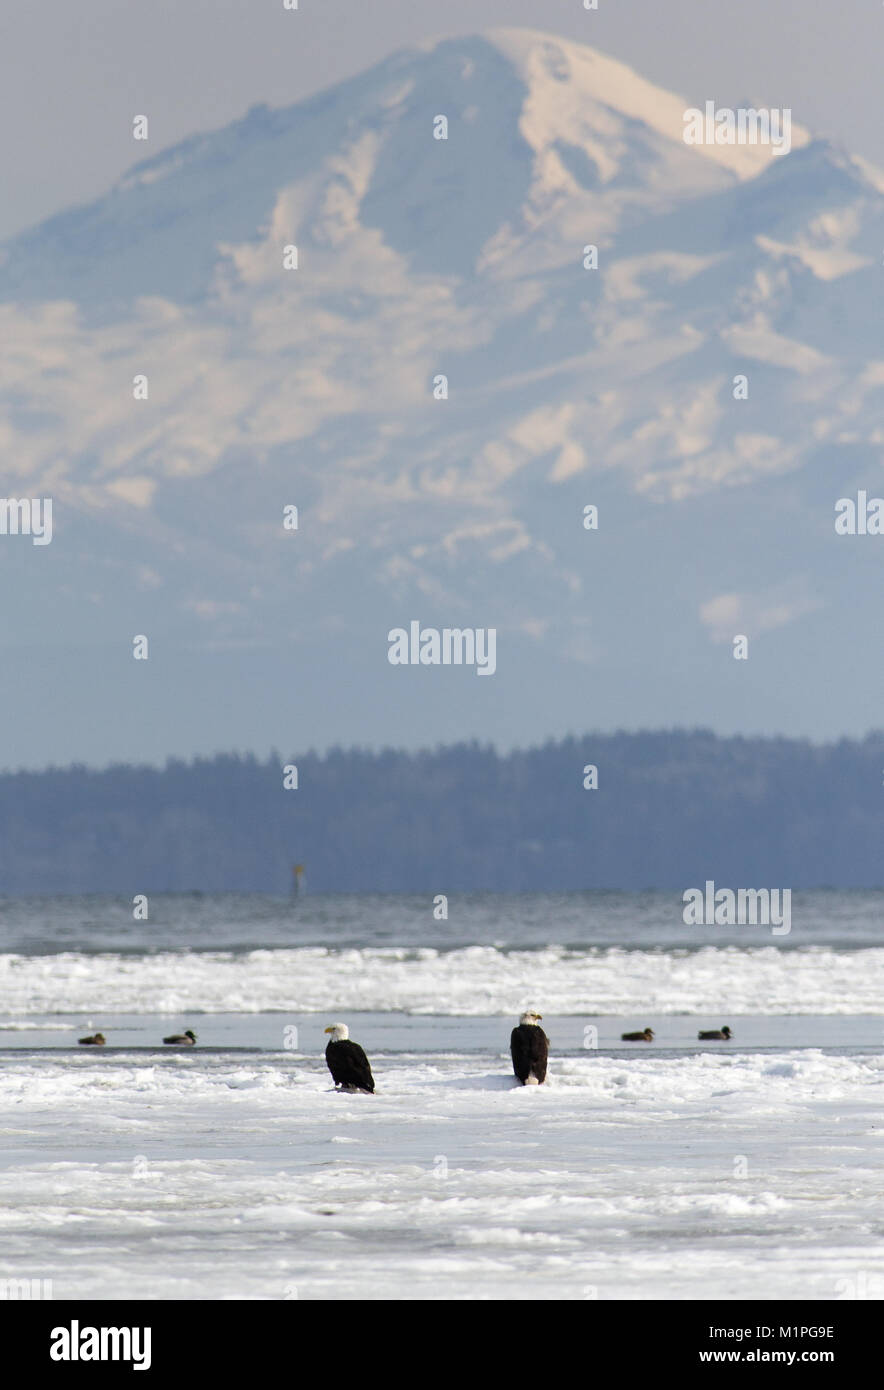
<box><xmin>482</xmin><ymin>27</ymin><xmax>807</xmax><ymax>178</ymax></box>
<box><xmin>2</xmin><ymin>26</ymin><xmax>807</xmax><ymax>306</ymax></box>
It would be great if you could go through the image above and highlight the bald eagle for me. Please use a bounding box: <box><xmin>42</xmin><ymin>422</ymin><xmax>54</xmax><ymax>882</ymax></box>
<box><xmin>324</xmin><ymin>1023</ymin><xmax>375</xmax><ymax>1093</ymax></box>
<box><xmin>510</xmin><ymin>1010</ymin><xmax>549</xmax><ymax>1084</ymax></box>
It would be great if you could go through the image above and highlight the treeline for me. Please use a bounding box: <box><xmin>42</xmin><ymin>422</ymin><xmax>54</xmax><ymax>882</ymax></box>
<box><xmin>1</xmin><ymin>729</ymin><xmax>883</xmax><ymax>893</ymax></box>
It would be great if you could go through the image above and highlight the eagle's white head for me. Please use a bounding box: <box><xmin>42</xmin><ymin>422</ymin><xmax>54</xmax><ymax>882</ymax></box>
<box><xmin>519</xmin><ymin>1010</ymin><xmax>543</xmax><ymax>1026</ymax></box>
<box><xmin>324</xmin><ymin>1022</ymin><xmax>349</xmax><ymax>1042</ymax></box>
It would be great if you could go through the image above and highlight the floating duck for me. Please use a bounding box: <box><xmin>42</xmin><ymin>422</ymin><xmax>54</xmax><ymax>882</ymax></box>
<box><xmin>162</xmin><ymin>1029</ymin><xmax>197</xmax><ymax>1045</ymax></box>
<box><xmin>698</xmin><ymin>1026</ymin><xmax>732</xmax><ymax>1040</ymax></box>
<box><xmin>78</xmin><ymin>1033</ymin><xmax>106</xmax><ymax>1045</ymax></box>
<box><xmin>621</xmin><ymin>1027</ymin><xmax>654</xmax><ymax>1042</ymax></box>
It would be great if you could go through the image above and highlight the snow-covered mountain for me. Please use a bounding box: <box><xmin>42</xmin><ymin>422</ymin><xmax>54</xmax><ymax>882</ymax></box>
<box><xmin>1</xmin><ymin>28</ymin><xmax>882</xmax><ymax>764</ymax></box>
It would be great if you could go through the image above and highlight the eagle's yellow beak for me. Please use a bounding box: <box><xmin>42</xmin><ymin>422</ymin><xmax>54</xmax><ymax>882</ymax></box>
<box><xmin>324</xmin><ymin>1026</ymin><xmax>334</xmax><ymax>1034</ymax></box>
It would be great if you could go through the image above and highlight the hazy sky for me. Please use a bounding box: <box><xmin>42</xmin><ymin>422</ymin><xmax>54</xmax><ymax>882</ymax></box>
<box><xmin>2</xmin><ymin>0</ymin><xmax>883</xmax><ymax>241</ymax></box>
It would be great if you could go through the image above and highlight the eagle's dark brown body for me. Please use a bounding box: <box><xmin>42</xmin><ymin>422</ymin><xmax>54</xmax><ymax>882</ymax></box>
<box><xmin>326</xmin><ymin>1039</ymin><xmax>375</xmax><ymax>1093</ymax></box>
<box><xmin>510</xmin><ymin>1022</ymin><xmax>549</xmax><ymax>1084</ymax></box>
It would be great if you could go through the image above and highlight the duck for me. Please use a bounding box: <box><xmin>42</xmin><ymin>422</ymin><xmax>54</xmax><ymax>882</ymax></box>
<box><xmin>78</xmin><ymin>1032</ymin><xmax>106</xmax><ymax>1045</ymax></box>
<box><xmin>698</xmin><ymin>1026</ymin><xmax>732</xmax><ymax>1040</ymax></box>
<box><xmin>621</xmin><ymin>1027</ymin><xmax>654</xmax><ymax>1042</ymax></box>
<box><xmin>162</xmin><ymin>1029</ymin><xmax>197</xmax><ymax>1045</ymax></box>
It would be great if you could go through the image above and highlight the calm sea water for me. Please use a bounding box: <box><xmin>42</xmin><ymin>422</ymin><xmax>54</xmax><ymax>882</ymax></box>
<box><xmin>2</xmin><ymin>888</ymin><xmax>883</xmax><ymax>954</ymax></box>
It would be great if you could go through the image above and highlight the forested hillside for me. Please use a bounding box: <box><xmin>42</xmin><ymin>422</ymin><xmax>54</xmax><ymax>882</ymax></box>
<box><xmin>1</xmin><ymin>729</ymin><xmax>883</xmax><ymax>893</ymax></box>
